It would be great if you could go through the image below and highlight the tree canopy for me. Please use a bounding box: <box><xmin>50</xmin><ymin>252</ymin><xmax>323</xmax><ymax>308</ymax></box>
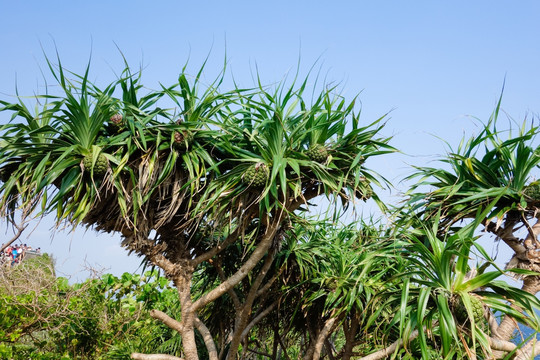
<box><xmin>1</xmin><ymin>56</ymin><xmax>540</xmax><ymax>360</ymax></box>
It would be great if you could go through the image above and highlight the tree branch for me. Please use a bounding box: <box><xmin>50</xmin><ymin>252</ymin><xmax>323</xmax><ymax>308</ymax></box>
<box><xmin>246</xmin><ymin>348</ymin><xmax>273</xmax><ymax>359</ymax></box>
<box><xmin>486</xmin><ymin>221</ymin><xmax>527</xmax><ymax>259</ymax></box>
<box><xmin>150</xmin><ymin>309</ymin><xmax>183</xmax><ymax>333</ymax></box>
<box><xmin>131</xmin><ymin>354</ymin><xmax>183</xmax><ymax>360</ymax></box>
<box><xmin>240</xmin><ymin>301</ymin><xmax>278</xmax><ymax>339</ymax></box>
<box><xmin>193</xmin><ymin>316</ymin><xmax>218</xmax><ymax>360</ymax></box>
<box><xmin>276</xmin><ymin>329</ymin><xmax>292</xmax><ymax>360</ymax></box>
<box><xmin>225</xmin><ymin>246</ymin><xmax>279</xmax><ymax>360</ymax></box>
<box><xmin>496</xmin><ymin>273</ymin><xmax>540</xmax><ymax>340</ymax></box>
<box><xmin>213</xmin><ymin>260</ymin><xmax>242</xmax><ymax>309</ymax></box>
<box><xmin>0</xmin><ymin>223</ymin><xmax>28</xmax><ymax>253</ymax></box>
<box><xmin>256</xmin><ymin>265</ymin><xmax>285</xmax><ymax>298</ymax></box>
<box><xmin>312</xmin><ymin>316</ymin><xmax>338</xmax><ymax>360</ymax></box>
<box><xmin>356</xmin><ymin>322</ymin><xmax>536</xmax><ymax>360</ymax></box>
<box><xmin>359</xmin><ymin>322</ymin><xmax>439</xmax><ymax>360</ymax></box>
<box><xmin>489</xmin><ymin>336</ymin><xmax>528</xmax><ymax>356</ymax></box>
<box><xmin>192</xmin><ymin>206</ymin><xmax>257</xmax><ymax>266</ymax></box>
<box><xmin>302</xmin><ymin>311</ymin><xmax>342</xmax><ymax>360</ymax></box>
<box><xmin>191</xmin><ymin>211</ymin><xmax>285</xmax><ymax>312</ymax></box>
<box><xmin>516</xmin><ymin>338</ymin><xmax>540</xmax><ymax>360</ymax></box>
<box><xmin>487</xmin><ymin>310</ymin><xmax>501</xmax><ymax>338</ymax></box>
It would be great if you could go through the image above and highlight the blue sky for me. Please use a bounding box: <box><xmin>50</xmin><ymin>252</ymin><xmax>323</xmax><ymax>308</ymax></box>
<box><xmin>1</xmin><ymin>1</ymin><xmax>539</xmax><ymax>279</ymax></box>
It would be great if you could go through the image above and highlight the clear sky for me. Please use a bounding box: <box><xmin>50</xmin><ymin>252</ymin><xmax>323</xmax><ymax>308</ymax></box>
<box><xmin>1</xmin><ymin>1</ymin><xmax>539</xmax><ymax>280</ymax></box>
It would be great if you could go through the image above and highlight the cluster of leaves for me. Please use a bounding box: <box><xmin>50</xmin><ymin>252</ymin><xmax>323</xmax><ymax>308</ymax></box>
<box><xmin>0</xmin><ymin>258</ymin><xmax>183</xmax><ymax>360</ymax></box>
<box><xmin>0</xmin><ymin>57</ymin><xmax>391</xmax><ymax>249</ymax></box>
<box><xmin>406</xmin><ymin>99</ymin><xmax>540</xmax><ymax>228</ymax></box>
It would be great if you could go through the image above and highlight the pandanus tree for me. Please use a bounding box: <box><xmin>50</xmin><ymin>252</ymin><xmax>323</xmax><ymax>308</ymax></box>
<box><xmin>401</xmin><ymin>101</ymin><xmax>540</xmax><ymax>359</ymax></box>
<box><xmin>0</xmin><ymin>56</ymin><xmax>393</xmax><ymax>360</ymax></box>
<box><xmin>193</xmin><ymin>219</ymin><xmax>407</xmax><ymax>360</ymax></box>
<box><xmin>276</xmin><ymin>220</ymin><xmax>406</xmax><ymax>360</ymax></box>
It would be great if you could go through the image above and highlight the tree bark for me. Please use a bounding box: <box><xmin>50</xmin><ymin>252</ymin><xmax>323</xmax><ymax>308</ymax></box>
<box><xmin>240</xmin><ymin>301</ymin><xmax>278</xmax><ymax>340</ymax></box>
<box><xmin>0</xmin><ymin>222</ymin><xmax>27</xmax><ymax>253</ymax></box>
<box><xmin>514</xmin><ymin>338</ymin><xmax>540</xmax><ymax>360</ymax></box>
<box><xmin>342</xmin><ymin>315</ymin><xmax>360</xmax><ymax>360</ymax></box>
<box><xmin>192</xmin><ymin>212</ymin><xmax>284</xmax><ymax>312</ymax></box>
<box><xmin>226</xmin><ymin>251</ymin><xmax>277</xmax><ymax>360</ymax></box>
<box><xmin>302</xmin><ymin>312</ymin><xmax>340</xmax><ymax>360</ymax></box>
<box><xmin>150</xmin><ymin>309</ymin><xmax>183</xmax><ymax>333</ymax></box>
<box><xmin>194</xmin><ymin>316</ymin><xmax>219</xmax><ymax>360</ymax></box>
<box><xmin>311</xmin><ymin>317</ymin><xmax>338</xmax><ymax>360</ymax></box>
<box><xmin>271</xmin><ymin>324</ymin><xmax>279</xmax><ymax>360</ymax></box>
<box><xmin>131</xmin><ymin>354</ymin><xmax>183</xmax><ymax>360</ymax></box>
<box><xmin>358</xmin><ymin>321</ymin><xmax>441</xmax><ymax>360</ymax></box>
<box><xmin>176</xmin><ymin>269</ymin><xmax>199</xmax><ymax>360</ymax></box>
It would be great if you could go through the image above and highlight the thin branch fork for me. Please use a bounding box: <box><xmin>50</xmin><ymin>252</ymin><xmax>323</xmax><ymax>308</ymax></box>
<box><xmin>191</xmin><ymin>211</ymin><xmax>286</xmax><ymax>312</ymax></box>
<box><xmin>276</xmin><ymin>329</ymin><xmax>292</xmax><ymax>360</ymax></box>
<box><xmin>0</xmin><ymin>223</ymin><xmax>28</xmax><ymax>253</ymax></box>
<box><xmin>246</xmin><ymin>347</ymin><xmax>273</xmax><ymax>359</ymax></box>
<box><xmin>192</xmin><ymin>205</ymin><xmax>258</xmax><ymax>266</ymax></box>
<box><xmin>486</xmin><ymin>221</ymin><xmax>527</xmax><ymax>259</ymax></box>
<box><xmin>303</xmin><ymin>311</ymin><xmax>342</xmax><ymax>360</ymax></box>
<box><xmin>226</xmin><ymin>250</ymin><xmax>279</xmax><ymax>360</ymax></box>
<box><xmin>256</xmin><ymin>264</ymin><xmax>286</xmax><ymax>297</ymax></box>
<box><xmin>523</xmin><ymin>214</ymin><xmax>540</xmax><ymax>249</ymax></box>
<box><xmin>312</xmin><ymin>316</ymin><xmax>340</xmax><ymax>360</ymax></box>
<box><xmin>194</xmin><ymin>184</ymin><xmax>321</xmax><ymax>313</ymax></box>
<box><xmin>240</xmin><ymin>300</ymin><xmax>279</xmax><ymax>339</ymax></box>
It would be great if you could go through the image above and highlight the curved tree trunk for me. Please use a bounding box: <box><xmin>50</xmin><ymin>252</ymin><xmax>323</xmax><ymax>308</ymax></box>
<box><xmin>495</xmin><ymin>277</ymin><xmax>540</xmax><ymax>342</ymax></box>
<box><xmin>226</xmin><ymin>250</ymin><xmax>277</xmax><ymax>360</ymax></box>
<box><xmin>176</xmin><ymin>268</ymin><xmax>199</xmax><ymax>360</ymax></box>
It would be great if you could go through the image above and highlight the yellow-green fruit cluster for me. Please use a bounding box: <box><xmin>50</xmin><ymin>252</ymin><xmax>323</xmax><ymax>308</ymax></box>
<box><xmin>524</xmin><ymin>182</ymin><xmax>540</xmax><ymax>201</ymax></box>
<box><xmin>173</xmin><ymin>130</ymin><xmax>194</xmax><ymax>151</ymax></box>
<box><xmin>83</xmin><ymin>152</ymin><xmax>109</xmax><ymax>177</ymax></box>
<box><xmin>243</xmin><ymin>163</ymin><xmax>269</xmax><ymax>187</ymax></box>
<box><xmin>455</xmin><ymin>295</ymin><xmax>484</xmax><ymax>324</ymax></box>
<box><xmin>306</xmin><ymin>144</ymin><xmax>328</xmax><ymax>163</ymax></box>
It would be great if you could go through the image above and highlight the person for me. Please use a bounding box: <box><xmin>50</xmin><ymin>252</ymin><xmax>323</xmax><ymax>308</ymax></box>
<box><xmin>11</xmin><ymin>246</ymin><xmax>18</xmax><ymax>266</ymax></box>
<box><xmin>18</xmin><ymin>245</ymin><xmax>25</xmax><ymax>262</ymax></box>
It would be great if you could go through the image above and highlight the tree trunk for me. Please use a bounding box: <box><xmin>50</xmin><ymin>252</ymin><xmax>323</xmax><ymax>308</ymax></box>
<box><xmin>174</xmin><ymin>266</ymin><xmax>199</xmax><ymax>360</ymax></box>
<box><xmin>303</xmin><ymin>313</ymin><xmax>340</xmax><ymax>360</ymax></box>
<box><xmin>342</xmin><ymin>315</ymin><xmax>359</xmax><ymax>360</ymax></box>
<box><xmin>495</xmin><ymin>276</ymin><xmax>540</xmax><ymax>342</ymax></box>
<box><xmin>271</xmin><ymin>324</ymin><xmax>279</xmax><ymax>360</ymax></box>
<box><xmin>226</xmin><ymin>251</ymin><xmax>276</xmax><ymax>360</ymax></box>
<box><xmin>312</xmin><ymin>317</ymin><xmax>338</xmax><ymax>360</ymax></box>
<box><xmin>194</xmin><ymin>317</ymin><xmax>219</xmax><ymax>360</ymax></box>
